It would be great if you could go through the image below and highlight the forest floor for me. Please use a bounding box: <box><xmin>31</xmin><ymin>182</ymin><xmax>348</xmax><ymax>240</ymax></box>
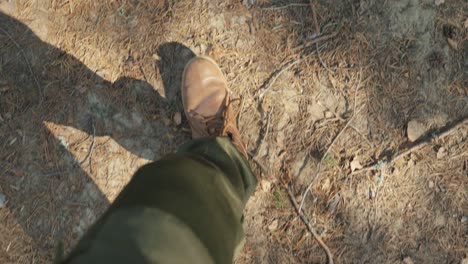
<box><xmin>0</xmin><ymin>0</ymin><xmax>467</xmax><ymax>263</ymax></box>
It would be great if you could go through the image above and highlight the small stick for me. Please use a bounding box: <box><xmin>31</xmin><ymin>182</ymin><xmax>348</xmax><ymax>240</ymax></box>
<box><xmin>80</xmin><ymin>118</ymin><xmax>96</xmax><ymax>166</ymax></box>
<box><xmin>285</xmin><ymin>185</ymin><xmax>334</xmax><ymax>264</ymax></box>
<box><xmin>254</xmin><ymin>106</ymin><xmax>275</xmax><ymax>157</ymax></box>
<box><xmin>0</xmin><ymin>27</ymin><xmax>42</xmax><ymax>103</ymax></box>
<box><xmin>253</xmin><ymin>158</ymin><xmax>334</xmax><ymax>264</ymax></box>
<box><xmin>352</xmin><ymin>116</ymin><xmax>468</xmax><ymax>175</ymax></box>
<box><xmin>257</xmin><ymin>44</ymin><xmax>326</xmax><ymax>99</ymax></box>
<box><xmin>248</xmin><ymin>151</ymin><xmax>269</xmax><ymax>175</ymax></box>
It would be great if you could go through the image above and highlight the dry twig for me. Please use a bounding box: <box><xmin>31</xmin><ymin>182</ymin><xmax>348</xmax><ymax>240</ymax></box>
<box><xmin>285</xmin><ymin>184</ymin><xmax>334</xmax><ymax>264</ymax></box>
<box><xmin>352</xmin><ymin>116</ymin><xmax>468</xmax><ymax>175</ymax></box>
<box><xmin>256</xmin><ymin>45</ymin><xmax>325</xmax><ymax>99</ymax></box>
<box><xmin>80</xmin><ymin>118</ymin><xmax>96</xmax><ymax>166</ymax></box>
<box><xmin>253</xmin><ymin>159</ymin><xmax>335</xmax><ymax>264</ymax></box>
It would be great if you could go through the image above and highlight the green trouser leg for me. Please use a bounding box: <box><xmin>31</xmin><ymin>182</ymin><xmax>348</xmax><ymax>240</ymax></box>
<box><xmin>61</xmin><ymin>137</ymin><xmax>257</xmax><ymax>264</ymax></box>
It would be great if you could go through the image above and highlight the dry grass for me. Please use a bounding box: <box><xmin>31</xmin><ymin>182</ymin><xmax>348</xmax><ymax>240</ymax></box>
<box><xmin>0</xmin><ymin>0</ymin><xmax>467</xmax><ymax>263</ymax></box>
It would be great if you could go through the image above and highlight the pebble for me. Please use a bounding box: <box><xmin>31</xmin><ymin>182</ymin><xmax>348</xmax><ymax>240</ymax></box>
<box><xmin>173</xmin><ymin>112</ymin><xmax>182</xmax><ymax>125</ymax></box>
<box><xmin>350</xmin><ymin>158</ymin><xmax>363</xmax><ymax>172</ymax></box>
<box><xmin>407</xmin><ymin>120</ymin><xmax>426</xmax><ymax>142</ymax></box>
<box><xmin>268</xmin><ymin>219</ymin><xmax>279</xmax><ymax>231</ymax></box>
<box><xmin>260</xmin><ymin>179</ymin><xmax>272</xmax><ymax>192</ymax></box>
<box><xmin>324</xmin><ymin>111</ymin><xmax>334</xmax><ymax>118</ymax></box>
<box><xmin>428</xmin><ymin>180</ymin><xmax>434</xmax><ymax>189</ymax></box>
<box><xmin>436</xmin><ymin>147</ymin><xmax>447</xmax><ymax>159</ymax></box>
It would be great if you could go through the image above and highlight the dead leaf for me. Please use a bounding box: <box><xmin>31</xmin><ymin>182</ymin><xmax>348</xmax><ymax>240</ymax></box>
<box><xmin>447</xmin><ymin>38</ymin><xmax>458</xmax><ymax>50</ymax></box>
<box><xmin>350</xmin><ymin>158</ymin><xmax>363</xmax><ymax>172</ymax></box>
<box><xmin>173</xmin><ymin>112</ymin><xmax>182</xmax><ymax>125</ymax></box>
<box><xmin>268</xmin><ymin>219</ymin><xmax>279</xmax><ymax>231</ymax></box>
<box><xmin>434</xmin><ymin>0</ymin><xmax>444</xmax><ymax>6</ymax></box>
<box><xmin>465</xmin><ymin>18</ymin><xmax>468</xmax><ymax>29</ymax></box>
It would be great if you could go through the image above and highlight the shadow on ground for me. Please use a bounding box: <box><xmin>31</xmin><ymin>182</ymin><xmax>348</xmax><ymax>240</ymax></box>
<box><xmin>0</xmin><ymin>12</ymin><xmax>194</xmax><ymax>260</ymax></box>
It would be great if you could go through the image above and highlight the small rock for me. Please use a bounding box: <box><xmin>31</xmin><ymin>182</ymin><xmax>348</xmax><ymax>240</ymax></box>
<box><xmin>260</xmin><ymin>179</ymin><xmax>272</xmax><ymax>192</ymax></box>
<box><xmin>173</xmin><ymin>112</ymin><xmax>182</xmax><ymax>125</ymax></box>
<box><xmin>428</xmin><ymin>180</ymin><xmax>434</xmax><ymax>189</ymax></box>
<box><xmin>434</xmin><ymin>0</ymin><xmax>444</xmax><ymax>6</ymax></box>
<box><xmin>403</xmin><ymin>256</ymin><xmax>414</xmax><ymax>264</ymax></box>
<box><xmin>0</xmin><ymin>193</ymin><xmax>7</xmax><ymax>208</ymax></box>
<box><xmin>407</xmin><ymin>120</ymin><xmax>426</xmax><ymax>142</ymax></box>
<box><xmin>437</xmin><ymin>147</ymin><xmax>447</xmax><ymax>159</ymax></box>
<box><xmin>350</xmin><ymin>158</ymin><xmax>363</xmax><ymax>172</ymax></box>
<box><xmin>268</xmin><ymin>219</ymin><xmax>279</xmax><ymax>231</ymax></box>
<box><xmin>324</xmin><ymin>111</ymin><xmax>334</xmax><ymax>118</ymax></box>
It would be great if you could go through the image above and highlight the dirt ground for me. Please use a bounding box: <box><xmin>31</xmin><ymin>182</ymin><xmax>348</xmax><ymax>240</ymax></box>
<box><xmin>0</xmin><ymin>0</ymin><xmax>467</xmax><ymax>263</ymax></box>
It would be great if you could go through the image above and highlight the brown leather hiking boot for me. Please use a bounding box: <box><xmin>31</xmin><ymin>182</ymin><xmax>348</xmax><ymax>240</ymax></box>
<box><xmin>181</xmin><ymin>56</ymin><xmax>248</xmax><ymax>157</ymax></box>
